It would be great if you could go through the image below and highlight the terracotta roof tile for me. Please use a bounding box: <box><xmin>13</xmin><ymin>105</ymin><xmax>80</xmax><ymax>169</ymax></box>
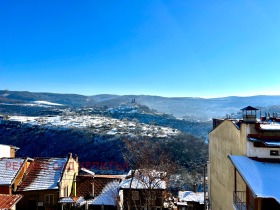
<box><xmin>0</xmin><ymin>194</ymin><xmax>23</xmax><ymax>209</ymax></box>
<box><xmin>17</xmin><ymin>157</ymin><xmax>67</xmax><ymax>191</ymax></box>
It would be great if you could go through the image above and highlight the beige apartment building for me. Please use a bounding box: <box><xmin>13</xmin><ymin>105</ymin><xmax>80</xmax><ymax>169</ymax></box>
<box><xmin>209</xmin><ymin>106</ymin><xmax>280</xmax><ymax>210</ymax></box>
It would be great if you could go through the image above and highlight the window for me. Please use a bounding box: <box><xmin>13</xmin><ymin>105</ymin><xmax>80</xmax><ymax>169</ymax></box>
<box><xmin>45</xmin><ymin>194</ymin><xmax>54</xmax><ymax>205</ymax></box>
<box><xmin>151</xmin><ymin>191</ymin><xmax>156</xmax><ymax>200</ymax></box>
<box><xmin>64</xmin><ymin>186</ymin><xmax>68</xmax><ymax>197</ymax></box>
<box><xmin>132</xmin><ymin>191</ymin><xmax>139</xmax><ymax>200</ymax></box>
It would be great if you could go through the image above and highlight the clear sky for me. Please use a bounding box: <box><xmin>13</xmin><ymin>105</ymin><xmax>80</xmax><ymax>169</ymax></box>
<box><xmin>1</xmin><ymin>0</ymin><xmax>280</xmax><ymax>98</ymax></box>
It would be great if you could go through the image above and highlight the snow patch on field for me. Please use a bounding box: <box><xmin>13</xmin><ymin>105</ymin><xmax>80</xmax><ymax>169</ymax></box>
<box><xmin>34</xmin><ymin>101</ymin><xmax>63</xmax><ymax>106</ymax></box>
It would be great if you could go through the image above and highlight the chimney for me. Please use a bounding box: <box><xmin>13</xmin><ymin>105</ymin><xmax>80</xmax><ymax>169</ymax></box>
<box><xmin>193</xmin><ymin>183</ymin><xmax>197</xmax><ymax>193</ymax></box>
<box><xmin>74</xmin><ymin>154</ymin><xmax>79</xmax><ymax>162</ymax></box>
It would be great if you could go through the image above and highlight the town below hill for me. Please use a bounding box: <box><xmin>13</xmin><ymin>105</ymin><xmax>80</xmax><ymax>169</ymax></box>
<box><xmin>1</xmin><ymin>90</ymin><xmax>280</xmax><ymax>121</ymax></box>
<box><xmin>1</xmin><ymin>90</ymin><xmax>280</xmax><ymax>191</ymax></box>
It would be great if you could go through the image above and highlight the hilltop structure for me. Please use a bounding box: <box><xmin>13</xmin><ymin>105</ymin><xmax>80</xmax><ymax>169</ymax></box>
<box><xmin>209</xmin><ymin>106</ymin><xmax>280</xmax><ymax>210</ymax></box>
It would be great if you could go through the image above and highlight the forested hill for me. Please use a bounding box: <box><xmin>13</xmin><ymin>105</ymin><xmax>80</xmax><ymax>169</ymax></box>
<box><xmin>0</xmin><ymin>122</ymin><xmax>208</xmax><ymax>176</ymax></box>
<box><xmin>1</xmin><ymin>90</ymin><xmax>280</xmax><ymax>121</ymax></box>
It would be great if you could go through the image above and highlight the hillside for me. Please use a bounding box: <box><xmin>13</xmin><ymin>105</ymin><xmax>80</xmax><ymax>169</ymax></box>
<box><xmin>1</xmin><ymin>90</ymin><xmax>280</xmax><ymax>121</ymax></box>
<box><xmin>0</xmin><ymin>121</ymin><xmax>208</xmax><ymax>177</ymax></box>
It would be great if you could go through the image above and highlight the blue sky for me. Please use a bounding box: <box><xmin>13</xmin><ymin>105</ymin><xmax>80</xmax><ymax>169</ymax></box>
<box><xmin>1</xmin><ymin>0</ymin><xmax>280</xmax><ymax>98</ymax></box>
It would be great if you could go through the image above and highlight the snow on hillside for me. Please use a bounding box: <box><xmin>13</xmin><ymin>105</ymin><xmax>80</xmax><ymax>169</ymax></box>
<box><xmin>34</xmin><ymin>101</ymin><xmax>63</xmax><ymax>106</ymax></box>
<box><xmin>7</xmin><ymin>115</ymin><xmax>179</xmax><ymax>138</ymax></box>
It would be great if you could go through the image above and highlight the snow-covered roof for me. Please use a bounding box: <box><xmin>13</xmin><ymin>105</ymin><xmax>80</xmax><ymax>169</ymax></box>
<box><xmin>229</xmin><ymin>155</ymin><xmax>280</xmax><ymax>203</ymax></box>
<box><xmin>264</xmin><ymin>142</ymin><xmax>280</xmax><ymax>147</ymax></box>
<box><xmin>17</xmin><ymin>157</ymin><xmax>67</xmax><ymax>191</ymax></box>
<box><xmin>58</xmin><ymin>197</ymin><xmax>86</xmax><ymax>206</ymax></box>
<box><xmin>76</xmin><ymin>197</ymin><xmax>87</xmax><ymax>206</ymax></box>
<box><xmin>119</xmin><ymin>170</ymin><xmax>166</xmax><ymax>190</ymax></box>
<box><xmin>176</xmin><ymin>202</ymin><xmax>188</xmax><ymax>206</ymax></box>
<box><xmin>0</xmin><ymin>144</ymin><xmax>20</xmax><ymax>150</ymax></box>
<box><xmin>88</xmin><ymin>181</ymin><xmax>119</xmax><ymax>206</ymax></box>
<box><xmin>58</xmin><ymin>197</ymin><xmax>75</xmax><ymax>203</ymax></box>
<box><xmin>248</xmin><ymin>137</ymin><xmax>280</xmax><ymax>148</ymax></box>
<box><xmin>0</xmin><ymin>194</ymin><xmax>23</xmax><ymax>209</ymax></box>
<box><xmin>259</xmin><ymin>123</ymin><xmax>280</xmax><ymax>131</ymax></box>
<box><xmin>0</xmin><ymin>158</ymin><xmax>25</xmax><ymax>185</ymax></box>
<box><xmin>80</xmin><ymin>167</ymin><xmax>95</xmax><ymax>176</ymax></box>
<box><xmin>178</xmin><ymin>191</ymin><xmax>204</xmax><ymax>204</ymax></box>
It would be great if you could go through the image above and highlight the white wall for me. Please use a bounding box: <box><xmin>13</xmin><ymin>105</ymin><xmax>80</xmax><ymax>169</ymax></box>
<box><xmin>246</xmin><ymin>141</ymin><xmax>280</xmax><ymax>159</ymax></box>
<box><xmin>0</xmin><ymin>144</ymin><xmax>11</xmax><ymax>158</ymax></box>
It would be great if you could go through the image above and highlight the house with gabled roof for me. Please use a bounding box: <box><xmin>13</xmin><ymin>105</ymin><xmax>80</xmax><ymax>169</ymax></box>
<box><xmin>75</xmin><ymin>168</ymin><xmax>124</xmax><ymax>210</ymax></box>
<box><xmin>15</xmin><ymin>153</ymin><xmax>78</xmax><ymax>210</ymax></box>
<box><xmin>119</xmin><ymin>169</ymin><xmax>167</xmax><ymax>210</ymax></box>
<box><xmin>177</xmin><ymin>191</ymin><xmax>204</xmax><ymax>210</ymax></box>
<box><xmin>0</xmin><ymin>157</ymin><xmax>32</xmax><ymax>195</ymax></box>
<box><xmin>209</xmin><ymin>106</ymin><xmax>280</xmax><ymax>210</ymax></box>
<box><xmin>0</xmin><ymin>144</ymin><xmax>31</xmax><ymax>210</ymax></box>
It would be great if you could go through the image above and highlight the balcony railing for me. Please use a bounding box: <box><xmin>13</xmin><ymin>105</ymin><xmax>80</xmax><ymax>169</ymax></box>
<box><xmin>233</xmin><ymin>191</ymin><xmax>247</xmax><ymax>210</ymax></box>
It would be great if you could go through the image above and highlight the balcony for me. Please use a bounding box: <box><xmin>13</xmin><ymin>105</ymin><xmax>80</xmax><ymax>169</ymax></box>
<box><xmin>233</xmin><ymin>191</ymin><xmax>253</xmax><ymax>210</ymax></box>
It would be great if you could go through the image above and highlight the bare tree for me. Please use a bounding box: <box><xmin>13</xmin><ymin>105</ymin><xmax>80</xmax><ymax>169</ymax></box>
<box><xmin>121</xmin><ymin>137</ymin><xmax>177</xmax><ymax>210</ymax></box>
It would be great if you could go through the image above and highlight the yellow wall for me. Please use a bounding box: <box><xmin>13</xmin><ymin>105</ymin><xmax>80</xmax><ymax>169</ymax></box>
<box><xmin>10</xmin><ymin>148</ymin><xmax>15</xmax><ymax>158</ymax></box>
<box><xmin>13</xmin><ymin>160</ymin><xmax>31</xmax><ymax>191</ymax></box>
<box><xmin>59</xmin><ymin>156</ymin><xmax>79</xmax><ymax>197</ymax></box>
<box><xmin>209</xmin><ymin>120</ymin><xmax>247</xmax><ymax>210</ymax></box>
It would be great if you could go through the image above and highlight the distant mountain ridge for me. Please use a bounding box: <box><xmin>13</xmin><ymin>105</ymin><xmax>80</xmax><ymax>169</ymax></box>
<box><xmin>1</xmin><ymin>90</ymin><xmax>280</xmax><ymax>120</ymax></box>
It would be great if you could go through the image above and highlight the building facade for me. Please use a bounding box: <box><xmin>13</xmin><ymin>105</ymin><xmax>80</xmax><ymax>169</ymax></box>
<box><xmin>209</xmin><ymin>106</ymin><xmax>280</xmax><ymax>210</ymax></box>
<box><xmin>16</xmin><ymin>153</ymin><xmax>79</xmax><ymax>210</ymax></box>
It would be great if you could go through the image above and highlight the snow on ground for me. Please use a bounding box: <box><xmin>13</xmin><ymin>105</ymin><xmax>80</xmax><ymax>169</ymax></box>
<box><xmin>7</xmin><ymin>115</ymin><xmax>179</xmax><ymax>138</ymax></box>
<box><xmin>34</xmin><ymin>101</ymin><xmax>63</xmax><ymax>106</ymax></box>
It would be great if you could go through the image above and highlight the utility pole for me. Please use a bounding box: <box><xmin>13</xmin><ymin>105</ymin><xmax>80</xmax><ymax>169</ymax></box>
<box><xmin>204</xmin><ymin>163</ymin><xmax>207</xmax><ymax>210</ymax></box>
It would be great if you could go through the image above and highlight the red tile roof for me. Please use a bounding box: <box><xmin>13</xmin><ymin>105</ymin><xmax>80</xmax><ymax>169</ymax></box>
<box><xmin>17</xmin><ymin>157</ymin><xmax>67</xmax><ymax>191</ymax></box>
<box><xmin>0</xmin><ymin>194</ymin><xmax>23</xmax><ymax>210</ymax></box>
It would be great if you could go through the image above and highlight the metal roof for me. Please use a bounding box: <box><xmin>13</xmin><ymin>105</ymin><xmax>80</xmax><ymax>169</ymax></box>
<box><xmin>264</xmin><ymin>142</ymin><xmax>280</xmax><ymax>147</ymax></box>
<box><xmin>248</xmin><ymin>137</ymin><xmax>280</xmax><ymax>148</ymax></box>
<box><xmin>17</xmin><ymin>157</ymin><xmax>67</xmax><ymax>191</ymax></box>
<box><xmin>88</xmin><ymin>181</ymin><xmax>119</xmax><ymax>206</ymax></box>
<box><xmin>76</xmin><ymin>197</ymin><xmax>86</xmax><ymax>206</ymax></box>
<box><xmin>228</xmin><ymin>155</ymin><xmax>280</xmax><ymax>203</ymax></box>
<box><xmin>58</xmin><ymin>197</ymin><xmax>75</xmax><ymax>203</ymax></box>
<box><xmin>0</xmin><ymin>158</ymin><xmax>25</xmax><ymax>185</ymax></box>
<box><xmin>0</xmin><ymin>194</ymin><xmax>23</xmax><ymax>209</ymax></box>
